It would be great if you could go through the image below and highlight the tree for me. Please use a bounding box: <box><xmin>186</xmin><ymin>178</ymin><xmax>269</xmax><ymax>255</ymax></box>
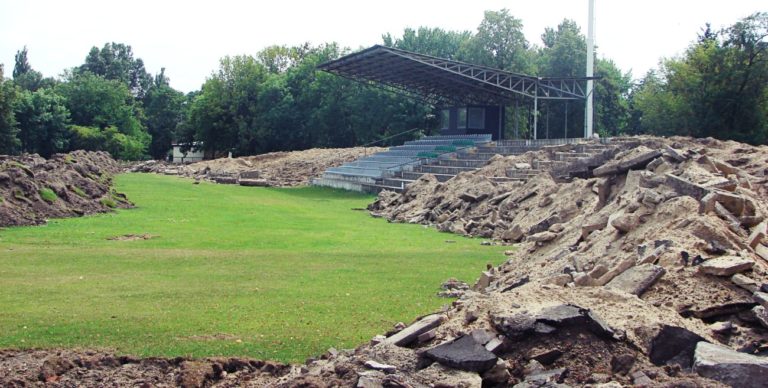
<box><xmin>14</xmin><ymin>88</ymin><xmax>70</xmax><ymax>157</ymax></box>
<box><xmin>58</xmin><ymin>72</ymin><xmax>149</xmax><ymax>158</ymax></box>
<box><xmin>0</xmin><ymin>65</ymin><xmax>20</xmax><ymax>154</ymax></box>
<box><xmin>78</xmin><ymin>42</ymin><xmax>153</xmax><ymax>99</ymax></box>
<box><xmin>12</xmin><ymin>46</ymin><xmax>44</xmax><ymax>92</ymax></box>
<box><xmin>463</xmin><ymin>9</ymin><xmax>533</xmax><ymax>72</ymax></box>
<box><xmin>630</xmin><ymin>12</ymin><xmax>768</xmax><ymax>144</ymax></box>
<box><xmin>144</xmin><ymin>69</ymin><xmax>185</xmax><ymax>159</ymax></box>
<box><xmin>383</xmin><ymin>27</ymin><xmax>472</xmax><ymax>59</ymax></box>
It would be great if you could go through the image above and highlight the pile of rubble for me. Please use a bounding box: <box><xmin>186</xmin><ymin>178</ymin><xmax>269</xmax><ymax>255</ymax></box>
<box><xmin>4</xmin><ymin>136</ymin><xmax>768</xmax><ymax>387</ymax></box>
<box><xmin>335</xmin><ymin>135</ymin><xmax>767</xmax><ymax>387</ymax></box>
<box><xmin>0</xmin><ymin>150</ymin><xmax>132</xmax><ymax>227</ymax></box>
<box><xmin>128</xmin><ymin>147</ymin><xmax>386</xmax><ymax>187</ymax></box>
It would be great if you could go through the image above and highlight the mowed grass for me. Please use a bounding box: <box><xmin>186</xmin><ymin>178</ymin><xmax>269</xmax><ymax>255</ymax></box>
<box><xmin>0</xmin><ymin>174</ymin><xmax>504</xmax><ymax>362</ymax></box>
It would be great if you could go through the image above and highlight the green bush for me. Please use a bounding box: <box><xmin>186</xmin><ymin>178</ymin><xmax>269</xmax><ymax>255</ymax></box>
<box><xmin>39</xmin><ymin>188</ymin><xmax>58</xmax><ymax>203</ymax></box>
<box><xmin>69</xmin><ymin>125</ymin><xmax>149</xmax><ymax>160</ymax></box>
<box><xmin>100</xmin><ymin>197</ymin><xmax>117</xmax><ymax>208</ymax></box>
<box><xmin>71</xmin><ymin>186</ymin><xmax>87</xmax><ymax>198</ymax></box>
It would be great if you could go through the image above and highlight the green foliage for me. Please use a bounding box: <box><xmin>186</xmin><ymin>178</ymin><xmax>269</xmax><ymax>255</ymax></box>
<box><xmin>0</xmin><ymin>174</ymin><xmax>504</xmax><ymax>361</ymax></box>
<box><xmin>0</xmin><ymin>66</ymin><xmax>20</xmax><ymax>154</ymax></box>
<box><xmin>71</xmin><ymin>186</ymin><xmax>87</xmax><ymax>198</ymax></box>
<box><xmin>99</xmin><ymin>197</ymin><xmax>116</xmax><ymax>208</ymax></box>
<box><xmin>383</xmin><ymin>27</ymin><xmax>472</xmax><ymax>60</ymax></box>
<box><xmin>14</xmin><ymin>88</ymin><xmax>71</xmax><ymax>157</ymax></box>
<box><xmin>38</xmin><ymin>187</ymin><xmax>58</xmax><ymax>203</ymax></box>
<box><xmin>13</xmin><ymin>46</ymin><xmax>44</xmax><ymax>92</ymax></box>
<box><xmin>463</xmin><ymin>9</ymin><xmax>533</xmax><ymax>72</ymax></box>
<box><xmin>69</xmin><ymin>125</ymin><xmax>148</xmax><ymax>160</ymax></box>
<box><xmin>143</xmin><ymin>69</ymin><xmax>185</xmax><ymax>159</ymax></box>
<box><xmin>58</xmin><ymin>72</ymin><xmax>145</xmax><ymax>139</ymax></box>
<box><xmin>77</xmin><ymin>42</ymin><xmax>153</xmax><ymax>98</ymax></box>
<box><xmin>631</xmin><ymin>13</ymin><xmax>768</xmax><ymax>144</ymax></box>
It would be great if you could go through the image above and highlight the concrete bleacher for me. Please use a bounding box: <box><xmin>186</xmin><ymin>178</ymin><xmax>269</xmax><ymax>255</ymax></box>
<box><xmin>313</xmin><ymin>135</ymin><xmax>623</xmax><ymax>193</ymax></box>
<box><xmin>312</xmin><ymin>134</ymin><xmax>492</xmax><ymax>193</ymax></box>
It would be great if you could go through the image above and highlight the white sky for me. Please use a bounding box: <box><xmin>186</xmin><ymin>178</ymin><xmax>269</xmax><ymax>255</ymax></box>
<box><xmin>1</xmin><ymin>0</ymin><xmax>764</xmax><ymax>93</ymax></box>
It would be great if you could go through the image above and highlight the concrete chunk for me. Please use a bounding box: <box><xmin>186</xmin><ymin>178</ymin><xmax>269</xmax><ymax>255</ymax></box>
<box><xmin>748</xmin><ymin>221</ymin><xmax>767</xmax><ymax>249</ymax></box>
<box><xmin>423</xmin><ymin>335</ymin><xmax>498</xmax><ymax>372</ymax></box>
<box><xmin>731</xmin><ymin>274</ymin><xmax>759</xmax><ymax>293</ymax></box>
<box><xmin>693</xmin><ymin>341</ymin><xmax>768</xmax><ymax>388</ymax></box>
<box><xmin>753</xmin><ymin>291</ymin><xmax>768</xmax><ymax>309</ymax></box>
<box><xmin>606</xmin><ymin>264</ymin><xmax>665</xmax><ymax>296</ymax></box>
<box><xmin>698</xmin><ymin>256</ymin><xmax>754</xmax><ymax>276</ymax></box>
<box><xmin>364</xmin><ymin>360</ymin><xmax>396</xmax><ymax>374</ymax></box>
<box><xmin>381</xmin><ymin>314</ymin><xmax>443</xmax><ymax>347</ymax></box>
<box><xmin>753</xmin><ymin>306</ymin><xmax>768</xmax><ymax>329</ymax></box>
<box><xmin>666</xmin><ymin>173</ymin><xmax>710</xmax><ymax>200</ymax></box>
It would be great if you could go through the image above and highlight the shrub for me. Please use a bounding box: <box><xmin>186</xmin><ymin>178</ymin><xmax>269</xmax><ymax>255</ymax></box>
<box><xmin>39</xmin><ymin>188</ymin><xmax>58</xmax><ymax>203</ymax></box>
<box><xmin>71</xmin><ymin>186</ymin><xmax>87</xmax><ymax>198</ymax></box>
<box><xmin>100</xmin><ymin>197</ymin><xmax>117</xmax><ymax>208</ymax></box>
<box><xmin>69</xmin><ymin>125</ymin><xmax>149</xmax><ymax>161</ymax></box>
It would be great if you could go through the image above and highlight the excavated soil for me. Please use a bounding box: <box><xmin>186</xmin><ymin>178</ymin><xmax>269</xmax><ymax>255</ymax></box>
<box><xmin>3</xmin><ymin>136</ymin><xmax>768</xmax><ymax>387</ymax></box>
<box><xmin>0</xmin><ymin>150</ymin><xmax>132</xmax><ymax>227</ymax></box>
<box><xmin>128</xmin><ymin>147</ymin><xmax>387</xmax><ymax>187</ymax></box>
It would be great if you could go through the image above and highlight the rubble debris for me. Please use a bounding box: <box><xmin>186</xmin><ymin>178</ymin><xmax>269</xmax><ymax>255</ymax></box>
<box><xmin>698</xmin><ymin>256</ymin><xmax>755</xmax><ymax>276</ymax></box>
<box><xmin>380</xmin><ymin>314</ymin><xmax>443</xmax><ymax>347</ymax></box>
<box><xmin>128</xmin><ymin>147</ymin><xmax>385</xmax><ymax>187</ymax></box>
<box><xmin>605</xmin><ymin>264</ymin><xmax>665</xmax><ymax>296</ymax></box>
<box><xmin>7</xmin><ymin>135</ymin><xmax>768</xmax><ymax>387</ymax></box>
<box><xmin>693</xmin><ymin>341</ymin><xmax>768</xmax><ymax>387</ymax></box>
<box><xmin>422</xmin><ymin>335</ymin><xmax>498</xmax><ymax>372</ymax></box>
<box><xmin>648</xmin><ymin>325</ymin><xmax>705</xmax><ymax>368</ymax></box>
<box><xmin>0</xmin><ymin>150</ymin><xmax>132</xmax><ymax>227</ymax></box>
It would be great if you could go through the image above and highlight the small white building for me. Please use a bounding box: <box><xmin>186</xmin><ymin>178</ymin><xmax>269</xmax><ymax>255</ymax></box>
<box><xmin>171</xmin><ymin>142</ymin><xmax>204</xmax><ymax>163</ymax></box>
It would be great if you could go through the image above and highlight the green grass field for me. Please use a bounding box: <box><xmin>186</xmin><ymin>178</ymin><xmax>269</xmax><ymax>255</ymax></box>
<box><xmin>0</xmin><ymin>174</ymin><xmax>504</xmax><ymax>362</ymax></box>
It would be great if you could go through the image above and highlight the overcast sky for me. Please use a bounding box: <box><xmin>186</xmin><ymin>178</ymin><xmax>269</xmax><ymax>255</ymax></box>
<box><xmin>1</xmin><ymin>0</ymin><xmax>764</xmax><ymax>93</ymax></box>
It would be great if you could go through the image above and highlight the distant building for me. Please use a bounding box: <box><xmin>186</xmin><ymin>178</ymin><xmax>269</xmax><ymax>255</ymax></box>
<box><xmin>170</xmin><ymin>142</ymin><xmax>204</xmax><ymax>163</ymax></box>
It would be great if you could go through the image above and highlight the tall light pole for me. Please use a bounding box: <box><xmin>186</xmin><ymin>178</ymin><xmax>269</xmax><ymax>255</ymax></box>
<box><xmin>585</xmin><ymin>0</ymin><xmax>595</xmax><ymax>138</ymax></box>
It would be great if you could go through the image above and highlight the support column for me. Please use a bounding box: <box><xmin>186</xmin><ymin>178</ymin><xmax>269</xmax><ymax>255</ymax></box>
<box><xmin>533</xmin><ymin>85</ymin><xmax>538</xmax><ymax>140</ymax></box>
<box><xmin>585</xmin><ymin>0</ymin><xmax>595</xmax><ymax>138</ymax></box>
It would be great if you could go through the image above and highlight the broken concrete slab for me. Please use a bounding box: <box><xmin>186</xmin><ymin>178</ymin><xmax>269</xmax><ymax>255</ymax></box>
<box><xmin>527</xmin><ymin>231</ymin><xmax>558</xmax><ymax>243</ymax></box>
<box><xmin>605</xmin><ymin>263</ymin><xmax>665</xmax><ymax>296</ymax></box>
<box><xmin>593</xmin><ymin>149</ymin><xmax>662</xmax><ymax>177</ymax></box>
<box><xmin>698</xmin><ymin>256</ymin><xmax>754</xmax><ymax>276</ymax></box>
<box><xmin>693</xmin><ymin>341</ymin><xmax>768</xmax><ymax>388</ymax></box>
<box><xmin>610</xmin><ymin>214</ymin><xmax>640</xmax><ymax>233</ymax></box>
<box><xmin>595</xmin><ymin>258</ymin><xmax>636</xmax><ymax>286</ymax></box>
<box><xmin>422</xmin><ymin>335</ymin><xmax>498</xmax><ymax>372</ymax></box>
<box><xmin>755</xmin><ymin>244</ymin><xmax>768</xmax><ymax>262</ymax></box>
<box><xmin>753</xmin><ymin>291</ymin><xmax>768</xmax><ymax>308</ymax></box>
<box><xmin>748</xmin><ymin>221</ymin><xmax>767</xmax><ymax>249</ymax></box>
<box><xmin>691</xmin><ymin>301</ymin><xmax>757</xmax><ymax>319</ymax></box>
<box><xmin>381</xmin><ymin>314</ymin><xmax>443</xmax><ymax>347</ymax></box>
<box><xmin>649</xmin><ymin>325</ymin><xmax>705</xmax><ymax>368</ymax></box>
<box><xmin>666</xmin><ymin>173</ymin><xmax>710</xmax><ymax>200</ymax></box>
<box><xmin>581</xmin><ymin>216</ymin><xmax>609</xmax><ymax>240</ymax></box>
<box><xmin>535</xmin><ymin>304</ymin><xmax>615</xmax><ymax>339</ymax></box>
<box><xmin>364</xmin><ymin>360</ymin><xmax>396</xmax><ymax>374</ymax></box>
<box><xmin>732</xmin><ymin>273</ymin><xmax>760</xmax><ymax>293</ymax></box>
<box><xmin>473</xmin><ymin>271</ymin><xmax>496</xmax><ymax>291</ymax></box>
<box><xmin>238</xmin><ymin>178</ymin><xmax>270</xmax><ymax>187</ymax></box>
<box><xmin>752</xmin><ymin>306</ymin><xmax>768</xmax><ymax>329</ymax></box>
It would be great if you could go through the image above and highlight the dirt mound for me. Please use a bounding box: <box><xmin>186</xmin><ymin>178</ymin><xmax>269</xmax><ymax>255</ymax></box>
<box><xmin>0</xmin><ymin>349</ymin><xmax>288</xmax><ymax>387</ymax></box>
<box><xmin>0</xmin><ymin>150</ymin><xmax>132</xmax><ymax>227</ymax></box>
<box><xmin>128</xmin><ymin>147</ymin><xmax>386</xmax><ymax>187</ymax></box>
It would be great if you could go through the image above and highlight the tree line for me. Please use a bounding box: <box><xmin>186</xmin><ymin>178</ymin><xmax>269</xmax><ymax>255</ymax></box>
<box><xmin>0</xmin><ymin>10</ymin><xmax>765</xmax><ymax>160</ymax></box>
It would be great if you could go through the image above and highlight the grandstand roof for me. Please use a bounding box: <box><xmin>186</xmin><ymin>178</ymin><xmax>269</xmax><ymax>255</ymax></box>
<box><xmin>318</xmin><ymin>45</ymin><xmax>596</xmax><ymax>105</ymax></box>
